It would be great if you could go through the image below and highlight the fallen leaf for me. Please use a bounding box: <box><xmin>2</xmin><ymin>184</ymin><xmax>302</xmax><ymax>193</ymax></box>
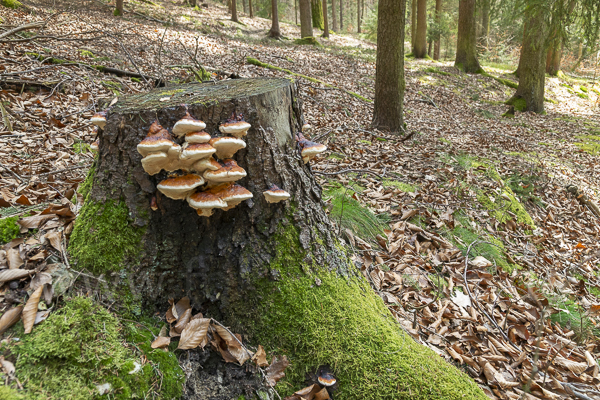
<box><xmin>177</xmin><ymin>318</ymin><xmax>210</xmax><ymax>350</ymax></box>
<box><xmin>151</xmin><ymin>336</ymin><xmax>171</xmax><ymax>350</ymax></box>
<box><xmin>470</xmin><ymin>256</ymin><xmax>492</xmax><ymax>268</ymax></box>
<box><xmin>0</xmin><ymin>306</ymin><xmax>23</xmax><ymax>335</ymax></box>
<box><xmin>0</xmin><ymin>269</ymin><xmax>33</xmax><ymax>283</ymax></box>
<box><xmin>555</xmin><ymin>356</ymin><xmax>588</xmax><ymax>375</ymax></box>
<box><xmin>314</xmin><ymin>387</ymin><xmax>330</xmax><ymax>400</ymax></box>
<box><xmin>252</xmin><ymin>344</ymin><xmax>269</xmax><ymax>367</ymax></box>
<box><xmin>174</xmin><ymin>308</ymin><xmax>191</xmax><ymax>333</ymax></box>
<box><xmin>6</xmin><ymin>248</ymin><xmax>23</xmax><ymax>269</ymax></box>
<box><xmin>44</xmin><ymin>231</ymin><xmax>62</xmax><ymax>251</ymax></box>
<box><xmin>451</xmin><ymin>289</ymin><xmax>471</xmax><ymax>309</ymax></box>
<box><xmin>18</xmin><ymin>215</ymin><xmax>55</xmax><ymax>230</ymax></box>
<box><xmin>173</xmin><ymin>297</ymin><xmax>190</xmax><ymax>321</ymax></box>
<box><xmin>265</xmin><ymin>355</ymin><xmax>289</xmax><ymax>387</ymax></box>
<box><xmin>23</xmin><ymin>285</ymin><xmax>44</xmax><ymax>334</ymax></box>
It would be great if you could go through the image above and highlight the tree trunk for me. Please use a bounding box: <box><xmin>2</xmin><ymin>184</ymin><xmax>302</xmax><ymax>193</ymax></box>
<box><xmin>69</xmin><ymin>77</ymin><xmax>487</xmax><ymax>400</ymax></box>
<box><xmin>545</xmin><ymin>39</ymin><xmax>562</xmax><ymax>76</ymax></box>
<box><xmin>433</xmin><ymin>0</ymin><xmax>442</xmax><ymax>60</ymax></box>
<box><xmin>508</xmin><ymin>5</ymin><xmax>549</xmax><ymax>113</ymax></box>
<box><xmin>231</xmin><ymin>0</ymin><xmax>239</xmax><ymax>22</ymax></box>
<box><xmin>479</xmin><ymin>0</ymin><xmax>490</xmax><ymax>48</ymax></box>
<box><xmin>269</xmin><ymin>0</ymin><xmax>281</xmax><ymax>37</ymax></box>
<box><xmin>373</xmin><ymin>0</ymin><xmax>406</xmax><ymax>133</ymax></box>
<box><xmin>300</xmin><ymin>0</ymin><xmax>314</xmax><ymax>37</ymax></box>
<box><xmin>249</xmin><ymin>0</ymin><xmax>253</xmax><ymax>17</ymax></box>
<box><xmin>413</xmin><ymin>0</ymin><xmax>427</xmax><ymax>58</ymax></box>
<box><xmin>331</xmin><ymin>0</ymin><xmax>337</xmax><ymax>31</ymax></box>
<box><xmin>295</xmin><ymin>0</ymin><xmax>298</xmax><ymax>24</ymax></box>
<box><xmin>340</xmin><ymin>0</ymin><xmax>343</xmax><ymax>30</ymax></box>
<box><xmin>311</xmin><ymin>0</ymin><xmax>325</xmax><ymax>30</ymax></box>
<box><xmin>455</xmin><ymin>0</ymin><xmax>482</xmax><ymax>73</ymax></box>
<box><xmin>410</xmin><ymin>0</ymin><xmax>417</xmax><ymax>50</ymax></box>
<box><xmin>322</xmin><ymin>0</ymin><xmax>330</xmax><ymax>37</ymax></box>
<box><xmin>114</xmin><ymin>0</ymin><xmax>123</xmax><ymax>16</ymax></box>
<box><xmin>357</xmin><ymin>0</ymin><xmax>361</xmax><ymax>33</ymax></box>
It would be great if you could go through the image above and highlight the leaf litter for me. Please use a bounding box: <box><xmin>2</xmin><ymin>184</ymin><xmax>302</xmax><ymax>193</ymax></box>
<box><xmin>1</xmin><ymin>0</ymin><xmax>600</xmax><ymax>398</ymax></box>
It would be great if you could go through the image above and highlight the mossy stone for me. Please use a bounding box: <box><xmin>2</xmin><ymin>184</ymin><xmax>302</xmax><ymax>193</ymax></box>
<box><xmin>293</xmin><ymin>37</ymin><xmax>323</xmax><ymax>47</ymax></box>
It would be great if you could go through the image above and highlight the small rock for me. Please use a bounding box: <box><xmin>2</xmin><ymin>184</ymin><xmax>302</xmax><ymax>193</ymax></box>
<box><xmin>315</xmin><ymin>278</ymin><xmax>322</xmax><ymax>287</ymax></box>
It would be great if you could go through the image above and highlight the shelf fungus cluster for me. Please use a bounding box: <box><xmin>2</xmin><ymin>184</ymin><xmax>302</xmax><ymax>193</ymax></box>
<box><xmin>297</xmin><ymin>133</ymin><xmax>327</xmax><ymax>164</ymax></box>
<box><xmin>134</xmin><ymin>113</ymin><xmax>289</xmax><ymax>216</ymax></box>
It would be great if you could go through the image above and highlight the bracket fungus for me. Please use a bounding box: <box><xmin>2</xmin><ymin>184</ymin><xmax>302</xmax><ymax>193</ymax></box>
<box><xmin>297</xmin><ymin>133</ymin><xmax>327</xmax><ymax>164</ymax></box>
<box><xmin>172</xmin><ymin>112</ymin><xmax>206</xmax><ymax>137</ymax></box>
<box><xmin>157</xmin><ymin>174</ymin><xmax>205</xmax><ymax>200</ymax></box>
<box><xmin>263</xmin><ymin>185</ymin><xmax>290</xmax><ymax>203</ymax></box>
<box><xmin>318</xmin><ymin>372</ymin><xmax>337</xmax><ymax>387</ymax></box>
<box><xmin>209</xmin><ymin>137</ymin><xmax>246</xmax><ymax>159</ymax></box>
<box><xmin>210</xmin><ymin>183</ymin><xmax>253</xmax><ymax>210</ymax></box>
<box><xmin>90</xmin><ymin>111</ymin><xmax>107</xmax><ymax>129</ymax></box>
<box><xmin>90</xmin><ymin>139</ymin><xmax>99</xmax><ymax>152</ymax></box>
<box><xmin>219</xmin><ymin>114</ymin><xmax>251</xmax><ymax>138</ymax></box>
<box><xmin>181</xmin><ymin>143</ymin><xmax>217</xmax><ymax>161</ymax></box>
<box><xmin>185</xmin><ymin>131</ymin><xmax>211</xmax><ymax>144</ymax></box>
<box><xmin>203</xmin><ymin>159</ymin><xmax>247</xmax><ymax>184</ymax></box>
<box><xmin>187</xmin><ymin>191</ymin><xmax>227</xmax><ymax>217</ymax></box>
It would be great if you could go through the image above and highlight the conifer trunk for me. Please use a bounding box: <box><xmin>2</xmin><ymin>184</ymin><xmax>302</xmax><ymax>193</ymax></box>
<box><xmin>479</xmin><ymin>0</ymin><xmax>490</xmax><ymax>48</ymax></box>
<box><xmin>410</xmin><ymin>0</ymin><xmax>417</xmax><ymax>49</ymax></box>
<box><xmin>249</xmin><ymin>0</ymin><xmax>253</xmax><ymax>17</ymax></box>
<box><xmin>269</xmin><ymin>0</ymin><xmax>281</xmax><ymax>37</ymax></box>
<box><xmin>546</xmin><ymin>39</ymin><xmax>562</xmax><ymax>76</ymax></box>
<box><xmin>115</xmin><ymin>0</ymin><xmax>123</xmax><ymax>16</ymax></box>
<box><xmin>300</xmin><ymin>0</ymin><xmax>314</xmax><ymax>37</ymax></box>
<box><xmin>231</xmin><ymin>0</ymin><xmax>239</xmax><ymax>22</ymax></box>
<box><xmin>69</xmin><ymin>78</ymin><xmax>488</xmax><ymax>400</ymax></box>
<box><xmin>455</xmin><ymin>0</ymin><xmax>482</xmax><ymax>73</ymax></box>
<box><xmin>508</xmin><ymin>5</ymin><xmax>549</xmax><ymax>113</ymax></box>
<box><xmin>322</xmin><ymin>0</ymin><xmax>329</xmax><ymax>37</ymax></box>
<box><xmin>413</xmin><ymin>0</ymin><xmax>427</xmax><ymax>58</ymax></box>
<box><xmin>311</xmin><ymin>0</ymin><xmax>325</xmax><ymax>30</ymax></box>
<box><xmin>433</xmin><ymin>0</ymin><xmax>442</xmax><ymax>60</ymax></box>
<box><xmin>331</xmin><ymin>0</ymin><xmax>337</xmax><ymax>31</ymax></box>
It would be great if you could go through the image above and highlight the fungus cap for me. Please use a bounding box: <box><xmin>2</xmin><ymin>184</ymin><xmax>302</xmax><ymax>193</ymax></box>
<box><xmin>141</xmin><ymin>152</ymin><xmax>169</xmax><ymax>176</ymax></box>
<box><xmin>302</xmin><ymin>123</ymin><xmax>312</xmax><ymax>132</ymax></box>
<box><xmin>203</xmin><ymin>159</ymin><xmax>247</xmax><ymax>183</ymax></box>
<box><xmin>218</xmin><ymin>121</ymin><xmax>251</xmax><ymax>138</ymax></box>
<box><xmin>210</xmin><ymin>183</ymin><xmax>253</xmax><ymax>208</ymax></box>
<box><xmin>185</xmin><ymin>131</ymin><xmax>211</xmax><ymax>144</ymax></box>
<box><xmin>90</xmin><ymin>111</ymin><xmax>107</xmax><ymax>128</ymax></box>
<box><xmin>157</xmin><ymin>174</ymin><xmax>205</xmax><ymax>200</ymax></box>
<box><xmin>318</xmin><ymin>373</ymin><xmax>336</xmax><ymax>387</ymax></box>
<box><xmin>192</xmin><ymin>157</ymin><xmax>221</xmax><ymax>173</ymax></box>
<box><xmin>209</xmin><ymin>136</ymin><xmax>246</xmax><ymax>159</ymax></box>
<box><xmin>181</xmin><ymin>143</ymin><xmax>216</xmax><ymax>160</ymax></box>
<box><xmin>137</xmin><ymin>121</ymin><xmax>174</xmax><ymax>157</ymax></box>
<box><xmin>263</xmin><ymin>185</ymin><xmax>290</xmax><ymax>203</ymax></box>
<box><xmin>172</xmin><ymin>113</ymin><xmax>206</xmax><ymax>136</ymax></box>
<box><xmin>90</xmin><ymin>139</ymin><xmax>99</xmax><ymax>152</ymax></box>
<box><xmin>150</xmin><ymin>196</ymin><xmax>158</xmax><ymax>211</ymax></box>
<box><xmin>300</xmin><ymin>141</ymin><xmax>327</xmax><ymax>164</ymax></box>
<box><xmin>187</xmin><ymin>191</ymin><xmax>227</xmax><ymax>217</ymax></box>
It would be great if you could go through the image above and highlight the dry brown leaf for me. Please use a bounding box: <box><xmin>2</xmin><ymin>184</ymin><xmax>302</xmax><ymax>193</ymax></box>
<box><xmin>554</xmin><ymin>356</ymin><xmax>588</xmax><ymax>375</ymax></box>
<box><xmin>177</xmin><ymin>318</ymin><xmax>210</xmax><ymax>350</ymax></box>
<box><xmin>17</xmin><ymin>214</ymin><xmax>55</xmax><ymax>230</ymax></box>
<box><xmin>44</xmin><ymin>231</ymin><xmax>62</xmax><ymax>251</ymax></box>
<box><xmin>174</xmin><ymin>308</ymin><xmax>191</xmax><ymax>334</ymax></box>
<box><xmin>173</xmin><ymin>296</ymin><xmax>190</xmax><ymax>321</ymax></box>
<box><xmin>227</xmin><ymin>345</ymin><xmax>252</xmax><ymax>366</ymax></box>
<box><xmin>0</xmin><ymin>306</ymin><xmax>23</xmax><ymax>335</ymax></box>
<box><xmin>314</xmin><ymin>387</ymin><xmax>330</xmax><ymax>400</ymax></box>
<box><xmin>294</xmin><ymin>384</ymin><xmax>320</xmax><ymax>398</ymax></box>
<box><xmin>165</xmin><ymin>298</ymin><xmax>176</xmax><ymax>323</ymax></box>
<box><xmin>0</xmin><ymin>269</ymin><xmax>33</xmax><ymax>283</ymax></box>
<box><xmin>265</xmin><ymin>355</ymin><xmax>289</xmax><ymax>387</ymax></box>
<box><xmin>252</xmin><ymin>344</ymin><xmax>269</xmax><ymax>367</ymax></box>
<box><xmin>213</xmin><ymin>324</ymin><xmax>242</xmax><ymax>348</ymax></box>
<box><xmin>23</xmin><ymin>285</ymin><xmax>44</xmax><ymax>334</ymax></box>
<box><xmin>151</xmin><ymin>336</ymin><xmax>171</xmax><ymax>350</ymax></box>
<box><xmin>6</xmin><ymin>248</ymin><xmax>23</xmax><ymax>269</ymax></box>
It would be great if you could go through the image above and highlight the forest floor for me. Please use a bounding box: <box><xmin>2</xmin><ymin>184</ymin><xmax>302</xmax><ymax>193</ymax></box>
<box><xmin>1</xmin><ymin>0</ymin><xmax>600</xmax><ymax>399</ymax></box>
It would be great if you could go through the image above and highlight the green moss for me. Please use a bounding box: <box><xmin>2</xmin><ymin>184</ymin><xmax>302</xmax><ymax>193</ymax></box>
<box><xmin>423</xmin><ymin>66</ymin><xmax>452</xmax><ymax>76</ymax></box>
<box><xmin>113</xmin><ymin>7</ymin><xmax>122</xmax><ymax>16</ymax></box>
<box><xmin>476</xmin><ymin>186</ymin><xmax>535</xmax><ymax>228</ymax></box>
<box><xmin>580</xmin><ymin>86</ymin><xmax>588</xmax><ymax>93</ymax></box>
<box><xmin>382</xmin><ymin>179</ymin><xmax>417</xmax><ymax>192</ymax></box>
<box><xmin>68</xmin><ymin>198</ymin><xmax>145</xmax><ymax>274</ymax></box>
<box><xmin>0</xmin><ymin>216</ymin><xmax>19</xmax><ymax>245</ymax></box>
<box><xmin>574</xmin><ymin>135</ymin><xmax>600</xmax><ymax>155</ymax></box>
<box><xmin>238</xmin><ymin>223</ymin><xmax>487</xmax><ymax>400</ymax></box>
<box><xmin>293</xmin><ymin>37</ymin><xmax>322</xmax><ymax>46</ymax></box>
<box><xmin>73</xmin><ymin>142</ymin><xmax>91</xmax><ymax>154</ymax></box>
<box><xmin>246</xmin><ymin>57</ymin><xmax>371</xmax><ymax>103</ymax></box>
<box><xmin>0</xmin><ymin>386</ymin><xmax>23</xmax><ymax>399</ymax></box>
<box><xmin>1</xmin><ymin>0</ymin><xmax>21</xmax><ymax>9</ymax></box>
<box><xmin>578</xmin><ymin>92</ymin><xmax>589</xmax><ymax>99</ymax></box>
<box><xmin>77</xmin><ymin>166</ymin><xmax>95</xmax><ymax>200</ymax></box>
<box><xmin>505</xmin><ymin>96</ymin><xmax>527</xmax><ymax>112</ymax></box>
<box><xmin>481</xmin><ymin>72</ymin><xmax>519</xmax><ymax>89</ymax></box>
<box><xmin>10</xmin><ymin>297</ymin><xmax>182</xmax><ymax>400</ymax></box>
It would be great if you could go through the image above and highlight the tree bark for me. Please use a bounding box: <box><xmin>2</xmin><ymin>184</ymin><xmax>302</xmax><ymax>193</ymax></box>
<box><xmin>340</xmin><ymin>0</ymin><xmax>343</xmax><ymax>30</ymax></box>
<box><xmin>357</xmin><ymin>0</ymin><xmax>361</xmax><ymax>33</ymax></box>
<box><xmin>413</xmin><ymin>0</ymin><xmax>427</xmax><ymax>58</ymax></box>
<box><xmin>545</xmin><ymin>38</ymin><xmax>562</xmax><ymax>76</ymax></box>
<box><xmin>322</xmin><ymin>0</ymin><xmax>330</xmax><ymax>37</ymax></box>
<box><xmin>508</xmin><ymin>5</ymin><xmax>550</xmax><ymax>113</ymax></box>
<box><xmin>300</xmin><ymin>0</ymin><xmax>314</xmax><ymax>37</ymax></box>
<box><xmin>410</xmin><ymin>0</ymin><xmax>417</xmax><ymax>50</ymax></box>
<box><xmin>433</xmin><ymin>0</ymin><xmax>442</xmax><ymax>60</ymax></box>
<box><xmin>114</xmin><ymin>0</ymin><xmax>124</xmax><ymax>16</ymax></box>
<box><xmin>249</xmin><ymin>0</ymin><xmax>253</xmax><ymax>17</ymax></box>
<box><xmin>311</xmin><ymin>0</ymin><xmax>325</xmax><ymax>30</ymax></box>
<box><xmin>373</xmin><ymin>0</ymin><xmax>406</xmax><ymax>133</ymax></box>
<box><xmin>69</xmin><ymin>77</ymin><xmax>488</xmax><ymax>400</ymax></box>
<box><xmin>268</xmin><ymin>0</ymin><xmax>281</xmax><ymax>37</ymax></box>
<box><xmin>479</xmin><ymin>0</ymin><xmax>490</xmax><ymax>48</ymax></box>
<box><xmin>454</xmin><ymin>0</ymin><xmax>482</xmax><ymax>73</ymax></box>
<box><xmin>231</xmin><ymin>0</ymin><xmax>239</xmax><ymax>22</ymax></box>
<box><xmin>331</xmin><ymin>0</ymin><xmax>337</xmax><ymax>31</ymax></box>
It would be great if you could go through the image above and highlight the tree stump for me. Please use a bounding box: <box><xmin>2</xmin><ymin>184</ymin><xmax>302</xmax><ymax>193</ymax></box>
<box><xmin>69</xmin><ymin>78</ymin><xmax>486</xmax><ymax>399</ymax></box>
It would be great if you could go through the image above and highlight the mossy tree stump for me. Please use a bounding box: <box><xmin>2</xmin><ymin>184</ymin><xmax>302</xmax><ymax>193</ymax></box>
<box><xmin>70</xmin><ymin>78</ymin><xmax>486</xmax><ymax>399</ymax></box>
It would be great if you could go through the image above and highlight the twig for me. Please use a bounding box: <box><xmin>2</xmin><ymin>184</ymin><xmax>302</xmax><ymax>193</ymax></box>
<box><xmin>0</xmin><ymin>162</ymin><xmax>23</xmax><ymax>182</ymax></box>
<box><xmin>314</xmin><ymin>168</ymin><xmax>384</xmax><ymax>179</ymax></box>
<box><xmin>0</xmin><ymin>21</ymin><xmax>44</xmax><ymax>40</ymax></box>
<box><xmin>21</xmin><ymin>164</ymin><xmax>91</xmax><ymax>179</ymax></box>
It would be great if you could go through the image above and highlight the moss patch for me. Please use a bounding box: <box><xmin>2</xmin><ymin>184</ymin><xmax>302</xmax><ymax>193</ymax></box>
<box><xmin>239</xmin><ymin>223</ymin><xmax>487</xmax><ymax>399</ymax></box>
<box><xmin>293</xmin><ymin>37</ymin><xmax>322</xmax><ymax>47</ymax></box>
<box><xmin>77</xmin><ymin>165</ymin><xmax>95</xmax><ymax>200</ymax></box>
<box><xmin>1</xmin><ymin>0</ymin><xmax>21</xmax><ymax>9</ymax></box>
<box><xmin>9</xmin><ymin>296</ymin><xmax>183</xmax><ymax>400</ymax></box>
<box><xmin>0</xmin><ymin>216</ymin><xmax>19</xmax><ymax>244</ymax></box>
<box><xmin>68</xmin><ymin>198</ymin><xmax>145</xmax><ymax>274</ymax></box>
<box><xmin>506</xmin><ymin>96</ymin><xmax>527</xmax><ymax>112</ymax></box>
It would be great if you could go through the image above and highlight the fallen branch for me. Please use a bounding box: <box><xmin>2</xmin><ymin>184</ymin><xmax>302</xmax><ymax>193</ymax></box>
<box><xmin>0</xmin><ymin>21</ymin><xmax>44</xmax><ymax>40</ymax></box>
<box><xmin>566</xmin><ymin>185</ymin><xmax>600</xmax><ymax>218</ymax></box>
<box><xmin>246</xmin><ymin>57</ymin><xmax>373</xmax><ymax>104</ymax></box>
